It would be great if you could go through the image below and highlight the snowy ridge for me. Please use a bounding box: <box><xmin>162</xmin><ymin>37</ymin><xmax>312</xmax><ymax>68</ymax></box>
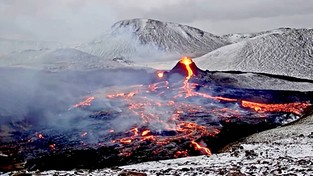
<box><xmin>0</xmin><ymin>48</ymin><xmax>123</xmax><ymax>71</ymax></box>
<box><xmin>112</xmin><ymin>18</ymin><xmax>228</xmax><ymax>55</ymax></box>
<box><xmin>195</xmin><ymin>28</ymin><xmax>313</xmax><ymax>80</ymax></box>
<box><xmin>39</xmin><ymin>48</ymin><xmax>123</xmax><ymax>71</ymax></box>
<box><xmin>0</xmin><ymin>38</ymin><xmax>63</xmax><ymax>55</ymax></box>
<box><xmin>222</xmin><ymin>28</ymin><xmax>291</xmax><ymax>43</ymax></box>
<box><xmin>79</xmin><ymin>18</ymin><xmax>228</xmax><ymax>61</ymax></box>
<box><xmin>78</xmin><ymin>31</ymin><xmax>166</xmax><ymax>62</ymax></box>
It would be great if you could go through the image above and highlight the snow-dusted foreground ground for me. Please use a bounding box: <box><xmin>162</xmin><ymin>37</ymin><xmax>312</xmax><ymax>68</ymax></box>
<box><xmin>7</xmin><ymin>114</ymin><xmax>312</xmax><ymax>176</ymax></box>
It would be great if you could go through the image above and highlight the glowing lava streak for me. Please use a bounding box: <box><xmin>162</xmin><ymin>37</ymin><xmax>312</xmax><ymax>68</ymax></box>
<box><xmin>180</xmin><ymin>56</ymin><xmax>193</xmax><ymax>80</ymax></box>
<box><xmin>70</xmin><ymin>57</ymin><xmax>312</xmax><ymax>160</ymax></box>
<box><xmin>179</xmin><ymin>56</ymin><xmax>194</xmax><ymax>97</ymax></box>
<box><xmin>191</xmin><ymin>141</ymin><xmax>212</xmax><ymax>156</ymax></box>
<box><xmin>241</xmin><ymin>101</ymin><xmax>310</xmax><ymax>115</ymax></box>
<box><xmin>73</xmin><ymin>96</ymin><xmax>95</xmax><ymax>108</ymax></box>
<box><xmin>157</xmin><ymin>72</ymin><xmax>164</xmax><ymax>78</ymax></box>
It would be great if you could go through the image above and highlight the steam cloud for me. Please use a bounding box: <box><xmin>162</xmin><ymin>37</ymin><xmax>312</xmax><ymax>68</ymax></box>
<box><xmin>0</xmin><ymin>66</ymin><xmax>154</xmax><ymax>142</ymax></box>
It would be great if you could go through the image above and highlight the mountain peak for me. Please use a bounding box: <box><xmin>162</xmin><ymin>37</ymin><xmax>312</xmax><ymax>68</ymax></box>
<box><xmin>112</xmin><ymin>18</ymin><xmax>157</xmax><ymax>30</ymax></box>
<box><xmin>109</xmin><ymin>18</ymin><xmax>229</xmax><ymax>58</ymax></box>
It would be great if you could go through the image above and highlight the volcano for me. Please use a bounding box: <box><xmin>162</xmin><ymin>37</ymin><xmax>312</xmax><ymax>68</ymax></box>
<box><xmin>162</xmin><ymin>56</ymin><xmax>205</xmax><ymax>79</ymax></box>
<box><xmin>1</xmin><ymin>57</ymin><xmax>312</xmax><ymax>172</ymax></box>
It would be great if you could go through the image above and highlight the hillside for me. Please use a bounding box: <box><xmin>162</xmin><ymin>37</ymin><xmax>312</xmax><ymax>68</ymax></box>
<box><xmin>79</xmin><ymin>18</ymin><xmax>228</xmax><ymax>61</ymax></box>
<box><xmin>195</xmin><ymin>28</ymin><xmax>313</xmax><ymax>80</ymax></box>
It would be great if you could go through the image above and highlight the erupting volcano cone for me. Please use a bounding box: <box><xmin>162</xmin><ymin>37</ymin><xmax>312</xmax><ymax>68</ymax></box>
<box><xmin>169</xmin><ymin>56</ymin><xmax>204</xmax><ymax>79</ymax></box>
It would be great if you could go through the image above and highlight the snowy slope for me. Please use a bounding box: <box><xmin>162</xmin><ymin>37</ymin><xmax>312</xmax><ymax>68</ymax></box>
<box><xmin>222</xmin><ymin>28</ymin><xmax>291</xmax><ymax>43</ymax></box>
<box><xmin>0</xmin><ymin>48</ymin><xmax>123</xmax><ymax>71</ymax></box>
<box><xmin>195</xmin><ymin>28</ymin><xmax>313</xmax><ymax>80</ymax></box>
<box><xmin>39</xmin><ymin>48</ymin><xmax>123</xmax><ymax>71</ymax></box>
<box><xmin>0</xmin><ymin>38</ymin><xmax>63</xmax><ymax>56</ymax></box>
<box><xmin>78</xmin><ymin>31</ymin><xmax>164</xmax><ymax>62</ymax></box>
<box><xmin>79</xmin><ymin>18</ymin><xmax>228</xmax><ymax>62</ymax></box>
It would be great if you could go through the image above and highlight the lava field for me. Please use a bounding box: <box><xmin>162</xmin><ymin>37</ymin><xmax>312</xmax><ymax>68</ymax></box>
<box><xmin>1</xmin><ymin>57</ymin><xmax>312</xmax><ymax>171</ymax></box>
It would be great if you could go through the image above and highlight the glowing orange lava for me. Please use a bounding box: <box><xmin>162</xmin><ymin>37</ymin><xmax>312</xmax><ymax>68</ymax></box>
<box><xmin>120</xmin><ymin>139</ymin><xmax>132</xmax><ymax>144</ymax></box>
<box><xmin>81</xmin><ymin>131</ymin><xmax>88</xmax><ymax>137</ymax></box>
<box><xmin>191</xmin><ymin>141</ymin><xmax>212</xmax><ymax>156</ymax></box>
<box><xmin>180</xmin><ymin>56</ymin><xmax>193</xmax><ymax>80</ymax></box>
<box><xmin>70</xmin><ymin>57</ymin><xmax>311</xmax><ymax>160</ymax></box>
<box><xmin>73</xmin><ymin>96</ymin><xmax>95</xmax><ymax>108</ymax></box>
<box><xmin>141</xmin><ymin>130</ymin><xmax>150</xmax><ymax>136</ymax></box>
<box><xmin>102</xmin><ymin>78</ymin><xmax>310</xmax><ymax>157</ymax></box>
<box><xmin>174</xmin><ymin>150</ymin><xmax>189</xmax><ymax>158</ymax></box>
<box><xmin>241</xmin><ymin>101</ymin><xmax>310</xmax><ymax>115</ymax></box>
<box><xmin>49</xmin><ymin>143</ymin><xmax>56</xmax><ymax>150</ymax></box>
<box><xmin>157</xmin><ymin>72</ymin><xmax>164</xmax><ymax>78</ymax></box>
<box><xmin>37</xmin><ymin>133</ymin><xmax>44</xmax><ymax>139</ymax></box>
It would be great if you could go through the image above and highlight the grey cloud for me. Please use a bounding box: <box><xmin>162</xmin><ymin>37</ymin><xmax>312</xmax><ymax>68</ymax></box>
<box><xmin>188</xmin><ymin>13</ymin><xmax>313</xmax><ymax>35</ymax></box>
<box><xmin>0</xmin><ymin>0</ymin><xmax>119</xmax><ymax>42</ymax></box>
<box><xmin>1</xmin><ymin>0</ymin><xmax>313</xmax><ymax>42</ymax></box>
<box><xmin>142</xmin><ymin>0</ymin><xmax>313</xmax><ymax>23</ymax></box>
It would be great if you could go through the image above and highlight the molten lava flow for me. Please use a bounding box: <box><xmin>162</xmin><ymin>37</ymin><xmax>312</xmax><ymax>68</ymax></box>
<box><xmin>68</xmin><ymin>57</ymin><xmax>311</xmax><ymax>162</ymax></box>
<box><xmin>180</xmin><ymin>56</ymin><xmax>193</xmax><ymax>80</ymax></box>
<box><xmin>2</xmin><ymin>55</ymin><xmax>312</xmax><ymax>172</ymax></box>
<box><xmin>174</xmin><ymin>150</ymin><xmax>189</xmax><ymax>158</ymax></box>
<box><xmin>141</xmin><ymin>130</ymin><xmax>150</xmax><ymax>136</ymax></box>
<box><xmin>157</xmin><ymin>71</ymin><xmax>164</xmax><ymax>78</ymax></box>
<box><xmin>191</xmin><ymin>141</ymin><xmax>212</xmax><ymax>156</ymax></box>
<box><xmin>49</xmin><ymin>144</ymin><xmax>56</xmax><ymax>150</ymax></box>
<box><xmin>241</xmin><ymin>101</ymin><xmax>310</xmax><ymax>115</ymax></box>
<box><xmin>100</xmin><ymin>79</ymin><xmax>311</xmax><ymax>159</ymax></box>
<box><xmin>73</xmin><ymin>96</ymin><xmax>95</xmax><ymax>108</ymax></box>
<box><xmin>37</xmin><ymin>133</ymin><xmax>44</xmax><ymax>139</ymax></box>
<box><xmin>81</xmin><ymin>131</ymin><xmax>88</xmax><ymax>137</ymax></box>
<box><xmin>113</xmin><ymin>128</ymin><xmax>157</xmax><ymax>145</ymax></box>
<box><xmin>178</xmin><ymin>56</ymin><xmax>195</xmax><ymax>97</ymax></box>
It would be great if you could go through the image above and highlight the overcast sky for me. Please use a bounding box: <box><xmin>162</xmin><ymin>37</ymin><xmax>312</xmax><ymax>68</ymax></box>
<box><xmin>1</xmin><ymin>0</ymin><xmax>313</xmax><ymax>42</ymax></box>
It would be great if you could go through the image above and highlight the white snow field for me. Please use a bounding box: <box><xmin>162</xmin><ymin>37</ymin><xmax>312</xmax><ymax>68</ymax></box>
<box><xmin>0</xmin><ymin>48</ymin><xmax>123</xmax><ymax>71</ymax></box>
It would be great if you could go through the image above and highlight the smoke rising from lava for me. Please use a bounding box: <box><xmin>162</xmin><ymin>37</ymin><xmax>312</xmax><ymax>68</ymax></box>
<box><xmin>0</xmin><ymin>67</ymin><xmax>155</xmax><ymax>139</ymax></box>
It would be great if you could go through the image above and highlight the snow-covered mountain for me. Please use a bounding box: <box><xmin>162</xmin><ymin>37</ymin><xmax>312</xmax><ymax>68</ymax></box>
<box><xmin>2</xmin><ymin>19</ymin><xmax>313</xmax><ymax>80</ymax></box>
<box><xmin>112</xmin><ymin>18</ymin><xmax>228</xmax><ymax>56</ymax></box>
<box><xmin>195</xmin><ymin>28</ymin><xmax>313</xmax><ymax>80</ymax></box>
<box><xmin>79</xmin><ymin>18</ymin><xmax>228</xmax><ymax>61</ymax></box>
